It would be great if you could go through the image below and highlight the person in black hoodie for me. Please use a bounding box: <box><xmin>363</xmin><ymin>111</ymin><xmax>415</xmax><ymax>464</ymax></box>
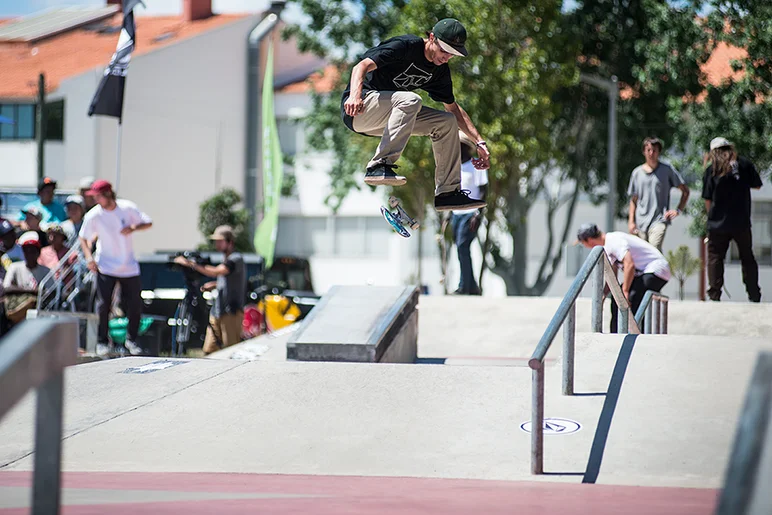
<box><xmin>702</xmin><ymin>137</ymin><xmax>763</xmax><ymax>302</ymax></box>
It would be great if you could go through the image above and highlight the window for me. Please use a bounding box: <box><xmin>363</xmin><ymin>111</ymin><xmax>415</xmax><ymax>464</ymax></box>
<box><xmin>0</xmin><ymin>103</ymin><xmax>36</xmax><ymax>140</ymax></box>
<box><xmin>276</xmin><ymin>117</ymin><xmax>299</xmax><ymax>156</ymax></box>
<box><xmin>275</xmin><ymin>216</ymin><xmax>392</xmax><ymax>258</ymax></box>
<box><xmin>45</xmin><ymin>100</ymin><xmax>64</xmax><ymax>141</ymax></box>
<box><xmin>729</xmin><ymin>201</ymin><xmax>772</xmax><ymax>266</ymax></box>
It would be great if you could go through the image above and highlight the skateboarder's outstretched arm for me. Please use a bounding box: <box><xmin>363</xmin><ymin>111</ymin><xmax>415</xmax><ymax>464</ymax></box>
<box><xmin>444</xmin><ymin>102</ymin><xmax>490</xmax><ymax>169</ymax></box>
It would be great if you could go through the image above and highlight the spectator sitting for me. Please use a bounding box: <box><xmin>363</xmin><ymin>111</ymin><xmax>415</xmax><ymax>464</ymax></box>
<box><xmin>39</xmin><ymin>224</ymin><xmax>72</xmax><ymax>270</ymax></box>
<box><xmin>2</xmin><ymin>232</ymin><xmax>50</xmax><ymax>326</ymax></box>
<box><xmin>20</xmin><ymin>207</ymin><xmax>49</xmax><ymax>248</ymax></box>
<box><xmin>79</xmin><ymin>176</ymin><xmax>97</xmax><ymax>212</ymax></box>
<box><xmin>16</xmin><ymin>177</ymin><xmax>67</xmax><ymax>227</ymax></box>
<box><xmin>62</xmin><ymin>195</ymin><xmax>86</xmax><ymax>247</ymax></box>
<box><xmin>0</xmin><ymin>219</ymin><xmax>22</xmax><ymax>270</ymax></box>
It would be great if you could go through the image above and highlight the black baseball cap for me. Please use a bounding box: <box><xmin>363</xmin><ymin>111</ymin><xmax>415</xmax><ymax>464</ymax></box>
<box><xmin>576</xmin><ymin>223</ymin><xmax>601</xmax><ymax>242</ymax></box>
<box><xmin>38</xmin><ymin>176</ymin><xmax>57</xmax><ymax>192</ymax></box>
<box><xmin>432</xmin><ymin>18</ymin><xmax>468</xmax><ymax>57</ymax></box>
<box><xmin>0</xmin><ymin>219</ymin><xmax>15</xmax><ymax>237</ymax></box>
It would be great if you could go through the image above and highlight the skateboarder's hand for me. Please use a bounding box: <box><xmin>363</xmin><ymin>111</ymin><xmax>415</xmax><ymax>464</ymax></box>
<box><xmin>628</xmin><ymin>221</ymin><xmax>638</xmax><ymax>235</ymax></box>
<box><xmin>472</xmin><ymin>141</ymin><xmax>490</xmax><ymax>170</ymax></box>
<box><xmin>344</xmin><ymin>96</ymin><xmax>365</xmax><ymax>117</ymax></box>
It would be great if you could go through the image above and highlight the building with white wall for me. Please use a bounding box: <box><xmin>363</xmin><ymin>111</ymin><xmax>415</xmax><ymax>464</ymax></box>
<box><xmin>0</xmin><ymin>0</ymin><xmax>323</xmax><ymax>253</ymax></box>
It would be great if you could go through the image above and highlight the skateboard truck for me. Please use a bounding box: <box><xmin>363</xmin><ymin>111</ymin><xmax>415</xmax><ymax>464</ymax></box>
<box><xmin>388</xmin><ymin>196</ymin><xmax>420</xmax><ymax>230</ymax></box>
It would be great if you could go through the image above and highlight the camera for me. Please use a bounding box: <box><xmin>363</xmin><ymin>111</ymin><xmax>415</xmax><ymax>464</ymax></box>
<box><xmin>167</xmin><ymin>251</ymin><xmax>213</xmax><ymax>285</ymax></box>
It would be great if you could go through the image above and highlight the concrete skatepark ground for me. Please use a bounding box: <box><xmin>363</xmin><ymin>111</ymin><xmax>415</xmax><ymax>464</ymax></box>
<box><xmin>1</xmin><ymin>296</ymin><xmax>770</xmax><ymax>513</ymax></box>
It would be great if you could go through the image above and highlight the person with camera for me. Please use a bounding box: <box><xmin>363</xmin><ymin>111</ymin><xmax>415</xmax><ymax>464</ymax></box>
<box><xmin>174</xmin><ymin>225</ymin><xmax>245</xmax><ymax>355</ymax></box>
<box><xmin>79</xmin><ymin>180</ymin><xmax>153</xmax><ymax>357</ymax></box>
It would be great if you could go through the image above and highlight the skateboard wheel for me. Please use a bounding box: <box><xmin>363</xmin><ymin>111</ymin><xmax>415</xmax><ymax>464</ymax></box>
<box><xmin>410</xmin><ymin>222</ymin><xmax>420</xmax><ymax>230</ymax></box>
<box><xmin>388</xmin><ymin>196</ymin><xmax>399</xmax><ymax>208</ymax></box>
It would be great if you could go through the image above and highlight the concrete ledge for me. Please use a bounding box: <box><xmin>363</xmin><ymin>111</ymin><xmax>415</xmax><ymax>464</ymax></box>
<box><xmin>287</xmin><ymin>285</ymin><xmax>419</xmax><ymax>363</ymax></box>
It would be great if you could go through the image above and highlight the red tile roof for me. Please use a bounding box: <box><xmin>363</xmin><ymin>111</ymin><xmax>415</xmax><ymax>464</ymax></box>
<box><xmin>0</xmin><ymin>13</ymin><xmax>251</xmax><ymax>99</ymax></box>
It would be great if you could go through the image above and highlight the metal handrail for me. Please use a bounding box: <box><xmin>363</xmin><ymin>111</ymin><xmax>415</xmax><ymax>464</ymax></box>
<box><xmin>716</xmin><ymin>352</ymin><xmax>772</xmax><ymax>515</ymax></box>
<box><xmin>36</xmin><ymin>244</ymin><xmax>93</xmax><ymax>312</ymax></box>
<box><xmin>634</xmin><ymin>290</ymin><xmax>669</xmax><ymax>334</ymax></box>
<box><xmin>528</xmin><ymin>245</ymin><xmax>642</xmax><ymax>474</ymax></box>
<box><xmin>0</xmin><ymin>318</ymin><xmax>79</xmax><ymax>514</ymax></box>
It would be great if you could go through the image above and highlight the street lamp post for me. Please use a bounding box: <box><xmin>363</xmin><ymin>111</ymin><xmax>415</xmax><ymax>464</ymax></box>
<box><xmin>579</xmin><ymin>74</ymin><xmax>619</xmax><ymax>232</ymax></box>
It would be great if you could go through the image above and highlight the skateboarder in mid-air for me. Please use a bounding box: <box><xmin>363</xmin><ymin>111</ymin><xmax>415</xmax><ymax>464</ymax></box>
<box><xmin>341</xmin><ymin>18</ymin><xmax>490</xmax><ymax>211</ymax></box>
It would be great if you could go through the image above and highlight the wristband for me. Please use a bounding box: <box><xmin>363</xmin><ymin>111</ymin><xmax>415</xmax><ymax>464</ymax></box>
<box><xmin>676</xmin><ymin>208</ymin><xmax>682</xmax><ymax>214</ymax></box>
<box><xmin>476</xmin><ymin>141</ymin><xmax>487</xmax><ymax>147</ymax></box>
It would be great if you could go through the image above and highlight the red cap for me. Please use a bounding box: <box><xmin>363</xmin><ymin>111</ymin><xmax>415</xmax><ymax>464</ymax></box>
<box><xmin>86</xmin><ymin>179</ymin><xmax>113</xmax><ymax>196</ymax></box>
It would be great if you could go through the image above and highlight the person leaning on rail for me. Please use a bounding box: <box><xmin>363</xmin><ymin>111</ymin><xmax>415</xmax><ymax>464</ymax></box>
<box><xmin>576</xmin><ymin>223</ymin><xmax>671</xmax><ymax>333</ymax></box>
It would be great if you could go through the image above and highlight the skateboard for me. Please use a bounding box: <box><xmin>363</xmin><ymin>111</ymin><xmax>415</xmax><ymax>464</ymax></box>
<box><xmin>380</xmin><ymin>196</ymin><xmax>420</xmax><ymax>238</ymax></box>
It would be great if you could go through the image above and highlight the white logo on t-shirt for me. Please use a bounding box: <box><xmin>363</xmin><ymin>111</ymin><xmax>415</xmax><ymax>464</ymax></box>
<box><xmin>393</xmin><ymin>63</ymin><xmax>432</xmax><ymax>89</ymax></box>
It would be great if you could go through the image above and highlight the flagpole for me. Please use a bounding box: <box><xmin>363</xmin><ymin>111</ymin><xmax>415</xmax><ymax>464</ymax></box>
<box><xmin>115</xmin><ymin>121</ymin><xmax>123</xmax><ymax>191</ymax></box>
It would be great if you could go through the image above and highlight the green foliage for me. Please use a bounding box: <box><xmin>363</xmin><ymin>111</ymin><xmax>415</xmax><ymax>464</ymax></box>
<box><xmin>559</xmin><ymin>0</ymin><xmax>710</xmax><ymax>211</ymax></box>
<box><xmin>667</xmin><ymin>245</ymin><xmax>701</xmax><ymax>300</ymax></box>
<box><xmin>670</xmin><ymin>0</ymin><xmax>772</xmax><ymax>179</ymax></box>
<box><xmin>287</xmin><ymin>0</ymin><xmax>711</xmax><ymax>296</ymax></box>
<box><xmin>197</xmin><ymin>188</ymin><xmax>254</xmax><ymax>252</ymax></box>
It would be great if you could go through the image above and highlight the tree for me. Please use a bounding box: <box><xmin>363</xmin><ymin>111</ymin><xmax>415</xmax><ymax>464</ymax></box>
<box><xmin>286</xmin><ymin>0</ymin><xmax>709</xmax><ymax>296</ymax></box>
<box><xmin>667</xmin><ymin>245</ymin><xmax>701</xmax><ymax>300</ymax></box>
<box><xmin>288</xmin><ymin>0</ymin><xmax>578</xmax><ymax>295</ymax></box>
<box><xmin>670</xmin><ymin>0</ymin><xmax>772</xmax><ymax>172</ymax></box>
<box><xmin>197</xmin><ymin>188</ymin><xmax>253</xmax><ymax>252</ymax></box>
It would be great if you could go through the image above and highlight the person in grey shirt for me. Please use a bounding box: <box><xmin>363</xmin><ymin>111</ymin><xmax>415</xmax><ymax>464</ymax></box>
<box><xmin>627</xmin><ymin>137</ymin><xmax>690</xmax><ymax>251</ymax></box>
<box><xmin>174</xmin><ymin>225</ymin><xmax>245</xmax><ymax>354</ymax></box>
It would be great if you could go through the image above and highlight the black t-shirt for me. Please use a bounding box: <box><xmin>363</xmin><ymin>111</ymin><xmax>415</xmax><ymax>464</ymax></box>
<box><xmin>341</xmin><ymin>35</ymin><xmax>454</xmax><ymax>131</ymax></box>
<box><xmin>702</xmin><ymin>156</ymin><xmax>762</xmax><ymax>232</ymax></box>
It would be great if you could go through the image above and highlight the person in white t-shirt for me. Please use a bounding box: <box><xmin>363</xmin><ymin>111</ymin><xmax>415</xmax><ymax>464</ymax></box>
<box><xmin>79</xmin><ymin>180</ymin><xmax>152</xmax><ymax>357</ymax></box>
<box><xmin>450</xmin><ymin>137</ymin><xmax>488</xmax><ymax>295</ymax></box>
<box><xmin>577</xmin><ymin>223</ymin><xmax>670</xmax><ymax>333</ymax></box>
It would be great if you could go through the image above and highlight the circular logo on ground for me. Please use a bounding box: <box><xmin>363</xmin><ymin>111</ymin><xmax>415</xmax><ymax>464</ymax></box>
<box><xmin>519</xmin><ymin>418</ymin><xmax>581</xmax><ymax>435</ymax></box>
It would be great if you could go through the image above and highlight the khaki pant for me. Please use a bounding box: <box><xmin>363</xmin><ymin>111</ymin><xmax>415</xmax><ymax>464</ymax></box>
<box><xmin>637</xmin><ymin>222</ymin><xmax>667</xmax><ymax>251</ymax></box>
<box><xmin>203</xmin><ymin>311</ymin><xmax>244</xmax><ymax>355</ymax></box>
<box><xmin>353</xmin><ymin>91</ymin><xmax>461</xmax><ymax>195</ymax></box>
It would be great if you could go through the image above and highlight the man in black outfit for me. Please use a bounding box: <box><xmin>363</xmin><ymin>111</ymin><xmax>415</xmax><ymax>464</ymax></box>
<box><xmin>341</xmin><ymin>18</ymin><xmax>490</xmax><ymax>211</ymax></box>
<box><xmin>702</xmin><ymin>137</ymin><xmax>763</xmax><ymax>302</ymax></box>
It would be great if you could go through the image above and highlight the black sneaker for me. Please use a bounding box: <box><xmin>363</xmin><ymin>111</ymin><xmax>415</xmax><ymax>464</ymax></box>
<box><xmin>365</xmin><ymin>162</ymin><xmax>407</xmax><ymax>186</ymax></box>
<box><xmin>434</xmin><ymin>189</ymin><xmax>486</xmax><ymax>211</ymax></box>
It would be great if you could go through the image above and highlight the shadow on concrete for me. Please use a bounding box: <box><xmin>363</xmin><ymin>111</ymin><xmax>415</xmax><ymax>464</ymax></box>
<box><xmin>415</xmin><ymin>357</ymin><xmax>447</xmax><ymax>364</ymax></box>
<box><xmin>573</xmin><ymin>392</ymin><xmax>607</xmax><ymax>397</ymax></box>
<box><xmin>543</xmin><ymin>471</ymin><xmax>586</xmax><ymax>476</ymax></box>
<box><xmin>582</xmin><ymin>334</ymin><xmax>638</xmax><ymax>484</ymax></box>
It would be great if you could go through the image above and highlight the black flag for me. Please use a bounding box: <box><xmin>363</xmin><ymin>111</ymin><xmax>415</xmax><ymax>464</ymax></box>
<box><xmin>88</xmin><ymin>0</ymin><xmax>144</xmax><ymax>121</ymax></box>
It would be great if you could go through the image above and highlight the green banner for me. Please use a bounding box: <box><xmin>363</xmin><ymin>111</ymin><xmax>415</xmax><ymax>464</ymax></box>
<box><xmin>254</xmin><ymin>40</ymin><xmax>283</xmax><ymax>269</ymax></box>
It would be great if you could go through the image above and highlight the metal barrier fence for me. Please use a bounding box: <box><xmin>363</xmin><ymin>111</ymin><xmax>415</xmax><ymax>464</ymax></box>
<box><xmin>0</xmin><ymin>318</ymin><xmax>79</xmax><ymax>514</ymax></box>
<box><xmin>527</xmin><ymin>245</ymin><xmax>669</xmax><ymax>474</ymax></box>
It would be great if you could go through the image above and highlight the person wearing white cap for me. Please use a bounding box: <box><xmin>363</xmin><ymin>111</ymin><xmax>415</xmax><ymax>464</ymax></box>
<box><xmin>62</xmin><ymin>195</ymin><xmax>86</xmax><ymax>247</ymax></box>
<box><xmin>702</xmin><ymin>137</ymin><xmax>763</xmax><ymax>302</ymax></box>
<box><xmin>341</xmin><ymin>18</ymin><xmax>490</xmax><ymax>211</ymax></box>
<box><xmin>2</xmin><ymin>232</ymin><xmax>51</xmax><ymax>327</ymax></box>
<box><xmin>79</xmin><ymin>176</ymin><xmax>97</xmax><ymax>211</ymax></box>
